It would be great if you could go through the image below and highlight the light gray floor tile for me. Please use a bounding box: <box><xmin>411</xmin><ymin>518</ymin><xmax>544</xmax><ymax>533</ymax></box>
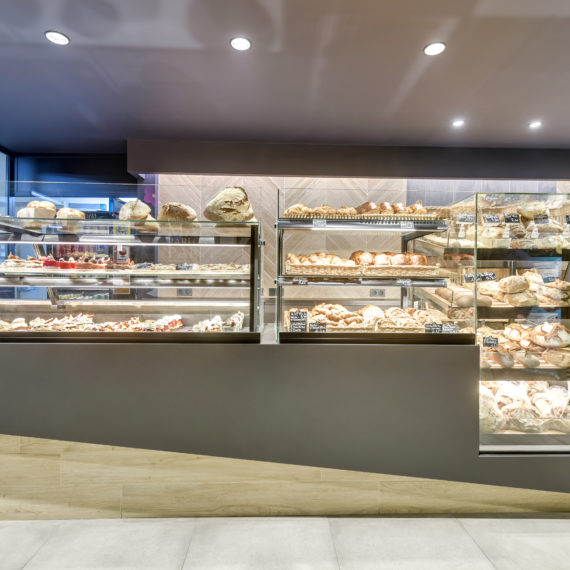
<box><xmin>0</xmin><ymin>521</ymin><xmax>58</xmax><ymax>570</ymax></box>
<box><xmin>330</xmin><ymin>518</ymin><xmax>494</xmax><ymax>570</ymax></box>
<box><xmin>24</xmin><ymin>518</ymin><xmax>196</xmax><ymax>570</ymax></box>
<box><xmin>460</xmin><ymin>518</ymin><xmax>570</xmax><ymax>570</ymax></box>
<box><xmin>183</xmin><ymin>517</ymin><xmax>339</xmax><ymax>570</ymax></box>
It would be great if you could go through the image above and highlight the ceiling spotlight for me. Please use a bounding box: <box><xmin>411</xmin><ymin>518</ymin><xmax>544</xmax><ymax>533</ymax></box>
<box><xmin>424</xmin><ymin>42</ymin><xmax>446</xmax><ymax>56</ymax></box>
<box><xmin>452</xmin><ymin>118</ymin><xmax>465</xmax><ymax>128</ymax></box>
<box><xmin>528</xmin><ymin>120</ymin><xmax>542</xmax><ymax>130</ymax></box>
<box><xmin>230</xmin><ymin>37</ymin><xmax>251</xmax><ymax>51</ymax></box>
<box><xmin>44</xmin><ymin>30</ymin><xmax>70</xmax><ymax>46</ymax></box>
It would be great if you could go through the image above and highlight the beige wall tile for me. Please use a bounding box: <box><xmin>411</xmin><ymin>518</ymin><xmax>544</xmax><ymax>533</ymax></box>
<box><xmin>123</xmin><ymin>480</ymin><xmax>380</xmax><ymax>518</ymax></box>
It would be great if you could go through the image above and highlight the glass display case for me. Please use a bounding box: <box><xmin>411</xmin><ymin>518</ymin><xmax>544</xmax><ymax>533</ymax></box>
<box><xmin>465</xmin><ymin>192</ymin><xmax>570</xmax><ymax>453</ymax></box>
<box><xmin>0</xmin><ymin>215</ymin><xmax>261</xmax><ymax>342</ymax></box>
<box><xmin>275</xmin><ymin>187</ymin><xmax>476</xmax><ymax>343</ymax></box>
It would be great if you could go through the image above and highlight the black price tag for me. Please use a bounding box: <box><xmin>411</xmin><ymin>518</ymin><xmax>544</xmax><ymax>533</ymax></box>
<box><xmin>396</xmin><ymin>278</ymin><xmax>413</xmax><ymax>287</ymax></box>
<box><xmin>289</xmin><ymin>310</ymin><xmax>308</xmax><ymax>332</ymax></box>
<box><xmin>425</xmin><ymin>323</ymin><xmax>443</xmax><ymax>333</ymax></box>
<box><xmin>312</xmin><ymin>219</ymin><xmax>327</xmax><ymax>228</ymax></box>
<box><xmin>504</xmin><ymin>214</ymin><xmax>521</xmax><ymax>224</ymax></box>
<box><xmin>483</xmin><ymin>214</ymin><xmax>501</xmax><ymax>225</ymax></box>
<box><xmin>309</xmin><ymin>321</ymin><xmax>327</xmax><ymax>333</ymax></box>
<box><xmin>566</xmin><ymin>215</ymin><xmax>570</xmax><ymax>224</ymax></box>
<box><xmin>442</xmin><ymin>324</ymin><xmax>459</xmax><ymax>334</ymax></box>
<box><xmin>483</xmin><ymin>336</ymin><xmax>499</xmax><ymax>348</ymax></box>
<box><xmin>458</xmin><ymin>214</ymin><xmax>474</xmax><ymax>223</ymax></box>
<box><xmin>542</xmin><ymin>274</ymin><xmax>556</xmax><ymax>283</ymax></box>
<box><xmin>464</xmin><ymin>272</ymin><xmax>496</xmax><ymax>283</ymax></box>
<box><xmin>534</xmin><ymin>214</ymin><xmax>549</xmax><ymax>224</ymax></box>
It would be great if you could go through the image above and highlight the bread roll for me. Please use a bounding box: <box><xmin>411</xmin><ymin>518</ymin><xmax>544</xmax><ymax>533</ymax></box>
<box><xmin>27</xmin><ymin>200</ymin><xmax>57</xmax><ymax>215</ymax></box>
<box><xmin>377</xmin><ymin>202</ymin><xmax>394</xmax><ymax>214</ymax></box>
<box><xmin>203</xmin><ymin>187</ymin><xmax>255</xmax><ymax>222</ymax></box>
<box><xmin>407</xmin><ymin>200</ymin><xmax>428</xmax><ymax>214</ymax></box>
<box><xmin>390</xmin><ymin>253</ymin><xmax>409</xmax><ymax>266</ymax></box>
<box><xmin>336</xmin><ymin>205</ymin><xmax>357</xmax><ymax>216</ymax></box>
<box><xmin>408</xmin><ymin>254</ymin><xmax>428</xmax><ymax>266</ymax></box>
<box><xmin>543</xmin><ymin>349</ymin><xmax>570</xmax><ymax>368</ymax></box>
<box><xmin>392</xmin><ymin>202</ymin><xmax>406</xmax><ymax>214</ymax></box>
<box><xmin>158</xmin><ymin>202</ymin><xmax>197</xmax><ymax>222</ymax></box>
<box><xmin>136</xmin><ymin>214</ymin><xmax>159</xmax><ymax>234</ymax></box>
<box><xmin>119</xmin><ymin>199</ymin><xmax>151</xmax><ymax>221</ymax></box>
<box><xmin>372</xmin><ymin>252</ymin><xmax>392</xmax><ymax>266</ymax></box>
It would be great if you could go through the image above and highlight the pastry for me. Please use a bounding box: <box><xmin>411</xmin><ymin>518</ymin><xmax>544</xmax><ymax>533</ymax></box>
<box><xmin>336</xmin><ymin>205</ymin><xmax>358</xmax><ymax>216</ymax></box>
<box><xmin>372</xmin><ymin>252</ymin><xmax>392</xmax><ymax>265</ymax></box>
<box><xmin>407</xmin><ymin>200</ymin><xmax>428</xmax><ymax>214</ymax></box>
<box><xmin>350</xmin><ymin>250</ymin><xmax>374</xmax><ymax>265</ymax></box>
<box><xmin>284</xmin><ymin>203</ymin><xmax>312</xmax><ymax>217</ymax></box>
<box><xmin>498</xmin><ymin>275</ymin><xmax>529</xmax><ymax>294</ymax></box>
<box><xmin>376</xmin><ymin>202</ymin><xmax>394</xmax><ymax>214</ymax></box>
<box><xmin>203</xmin><ymin>187</ymin><xmax>255</xmax><ymax>222</ymax></box>
<box><xmin>391</xmin><ymin>202</ymin><xmax>407</xmax><ymax>214</ymax></box>
<box><xmin>313</xmin><ymin>204</ymin><xmax>337</xmax><ymax>216</ymax></box>
<box><xmin>355</xmin><ymin>201</ymin><xmax>377</xmax><ymax>214</ymax></box>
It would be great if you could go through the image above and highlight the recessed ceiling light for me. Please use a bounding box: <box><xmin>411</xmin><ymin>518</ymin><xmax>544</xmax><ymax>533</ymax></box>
<box><xmin>452</xmin><ymin>118</ymin><xmax>465</xmax><ymax>128</ymax></box>
<box><xmin>423</xmin><ymin>42</ymin><xmax>446</xmax><ymax>56</ymax></box>
<box><xmin>44</xmin><ymin>30</ymin><xmax>70</xmax><ymax>46</ymax></box>
<box><xmin>528</xmin><ymin>120</ymin><xmax>542</xmax><ymax>130</ymax></box>
<box><xmin>230</xmin><ymin>37</ymin><xmax>251</xmax><ymax>51</ymax></box>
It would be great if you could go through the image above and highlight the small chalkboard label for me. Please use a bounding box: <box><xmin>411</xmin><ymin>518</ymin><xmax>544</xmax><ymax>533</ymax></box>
<box><xmin>534</xmin><ymin>214</ymin><xmax>549</xmax><ymax>224</ymax></box>
<box><xmin>400</xmin><ymin>221</ymin><xmax>414</xmax><ymax>230</ymax></box>
<box><xmin>396</xmin><ymin>278</ymin><xmax>413</xmax><ymax>287</ymax></box>
<box><xmin>504</xmin><ymin>213</ymin><xmax>521</xmax><ymax>224</ymax></box>
<box><xmin>289</xmin><ymin>310</ymin><xmax>308</xmax><ymax>332</ymax></box>
<box><xmin>457</xmin><ymin>214</ymin><xmax>474</xmax><ymax>223</ymax></box>
<box><xmin>542</xmin><ymin>274</ymin><xmax>556</xmax><ymax>283</ymax></box>
<box><xmin>464</xmin><ymin>271</ymin><xmax>496</xmax><ymax>283</ymax></box>
<box><xmin>309</xmin><ymin>321</ymin><xmax>327</xmax><ymax>333</ymax></box>
<box><xmin>312</xmin><ymin>219</ymin><xmax>327</xmax><ymax>228</ymax></box>
<box><xmin>483</xmin><ymin>336</ymin><xmax>499</xmax><ymax>348</ymax></box>
<box><xmin>566</xmin><ymin>215</ymin><xmax>570</xmax><ymax>225</ymax></box>
<box><xmin>442</xmin><ymin>324</ymin><xmax>459</xmax><ymax>334</ymax></box>
<box><xmin>483</xmin><ymin>214</ymin><xmax>501</xmax><ymax>225</ymax></box>
<box><xmin>425</xmin><ymin>323</ymin><xmax>443</xmax><ymax>334</ymax></box>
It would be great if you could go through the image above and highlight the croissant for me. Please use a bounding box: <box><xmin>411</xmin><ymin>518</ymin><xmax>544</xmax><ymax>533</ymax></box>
<box><xmin>350</xmin><ymin>250</ymin><xmax>374</xmax><ymax>265</ymax></box>
<box><xmin>355</xmin><ymin>201</ymin><xmax>377</xmax><ymax>214</ymax></box>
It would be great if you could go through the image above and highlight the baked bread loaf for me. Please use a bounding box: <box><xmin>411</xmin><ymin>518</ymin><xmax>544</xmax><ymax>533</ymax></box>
<box><xmin>503</xmin><ymin>291</ymin><xmax>538</xmax><ymax>306</ymax></box>
<box><xmin>158</xmin><ymin>202</ymin><xmax>197</xmax><ymax>222</ymax></box>
<box><xmin>376</xmin><ymin>202</ymin><xmax>394</xmax><ymax>214</ymax></box>
<box><xmin>517</xmin><ymin>201</ymin><xmax>547</xmax><ymax>219</ymax></box>
<box><xmin>56</xmin><ymin>208</ymin><xmax>85</xmax><ymax>232</ymax></box>
<box><xmin>119</xmin><ymin>199</ymin><xmax>151</xmax><ymax>221</ymax></box>
<box><xmin>336</xmin><ymin>205</ymin><xmax>358</xmax><ymax>216</ymax></box>
<box><xmin>203</xmin><ymin>187</ymin><xmax>255</xmax><ymax>222</ymax></box>
<box><xmin>498</xmin><ymin>276</ymin><xmax>529</xmax><ymax>294</ymax></box>
<box><xmin>531</xmin><ymin>322</ymin><xmax>570</xmax><ymax>348</ymax></box>
<box><xmin>407</xmin><ymin>200</ymin><xmax>428</xmax><ymax>214</ymax></box>
<box><xmin>17</xmin><ymin>200</ymin><xmax>57</xmax><ymax>229</ymax></box>
<box><xmin>135</xmin><ymin>214</ymin><xmax>159</xmax><ymax>234</ymax></box>
<box><xmin>392</xmin><ymin>202</ymin><xmax>406</xmax><ymax>214</ymax></box>
<box><xmin>543</xmin><ymin>348</ymin><xmax>570</xmax><ymax>368</ymax></box>
<box><xmin>350</xmin><ymin>250</ymin><xmax>374</xmax><ymax>265</ymax></box>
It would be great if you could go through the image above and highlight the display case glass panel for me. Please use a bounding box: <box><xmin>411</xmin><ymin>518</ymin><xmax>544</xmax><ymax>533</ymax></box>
<box><xmin>0</xmin><ymin>213</ymin><xmax>261</xmax><ymax>342</ymax></box>
<box><xmin>473</xmin><ymin>193</ymin><xmax>570</xmax><ymax>453</ymax></box>
<box><xmin>276</xmin><ymin>187</ymin><xmax>476</xmax><ymax>343</ymax></box>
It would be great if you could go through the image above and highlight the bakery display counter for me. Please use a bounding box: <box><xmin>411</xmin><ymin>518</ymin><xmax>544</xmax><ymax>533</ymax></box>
<box><xmin>472</xmin><ymin>192</ymin><xmax>570</xmax><ymax>454</ymax></box>
<box><xmin>0</xmin><ymin>205</ymin><xmax>262</xmax><ymax>343</ymax></box>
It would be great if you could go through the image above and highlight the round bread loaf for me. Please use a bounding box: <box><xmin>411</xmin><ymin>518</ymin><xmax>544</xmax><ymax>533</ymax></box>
<box><xmin>157</xmin><ymin>202</ymin><xmax>197</xmax><ymax>222</ymax></box>
<box><xmin>119</xmin><ymin>199</ymin><xmax>151</xmax><ymax>221</ymax></box>
<box><xmin>203</xmin><ymin>187</ymin><xmax>255</xmax><ymax>222</ymax></box>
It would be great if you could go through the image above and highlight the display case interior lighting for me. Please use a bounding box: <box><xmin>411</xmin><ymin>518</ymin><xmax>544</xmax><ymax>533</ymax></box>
<box><xmin>529</xmin><ymin>120</ymin><xmax>543</xmax><ymax>130</ymax></box>
<box><xmin>452</xmin><ymin>118</ymin><xmax>465</xmax><ymax>128</ymax></box>
<box><xmin>423</xmin><ymin>42</ymin><xmax>446</xmax><ymax>56</ymax></box>
<box><xmin>230</xmin><ymin>37</ymin><xmax>251</xmax><ymax>51</ymax></box>
<box><xmin>44</xmin><ymin>31</ymin><xmax>71</xmax><ymax>46</ymax></box>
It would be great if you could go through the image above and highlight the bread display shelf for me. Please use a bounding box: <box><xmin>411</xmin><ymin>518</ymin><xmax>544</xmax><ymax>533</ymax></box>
<box><xmin>0</xmin><ymin>269</ymin><xmax>250</xmax><ymax>280</ymax></box>
<box><xmin>285</xmin><ymin>262</ymin><xmax>441</xmax><ymax>278</ymax></box>
<box><xmin>283</xmin><ymin>213</ymin><xmax>443</xmax><ymax>221</ymax></box>
<box><xmin>278</xmin><ymin>219</ymin><xmax>448</xmax><ymax>231</ymax></box>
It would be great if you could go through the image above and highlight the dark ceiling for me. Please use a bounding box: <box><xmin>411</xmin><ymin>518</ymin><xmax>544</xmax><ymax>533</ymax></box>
<box><xmin>1</xmin><ymin>0</ymin><xmax>569</xmax><ymax>153</ymax></box>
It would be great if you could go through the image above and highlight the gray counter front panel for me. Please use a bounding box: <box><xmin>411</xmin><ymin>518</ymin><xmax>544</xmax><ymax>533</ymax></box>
<box><xmin>0</xmin><ymin>343</ymin><xmax>568</xmax><ymax>493</ymax></box>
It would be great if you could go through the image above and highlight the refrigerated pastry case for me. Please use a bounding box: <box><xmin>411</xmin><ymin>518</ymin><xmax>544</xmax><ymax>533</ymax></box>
<box><xmin>276</xmin><ymin>186</ymin><xmax>476</xmax><ymax>344</ymax></box>
<box><xmin>0</xmin><ymin>216</ymin><xmax>261</xmax><ymax>342</ymax></box>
